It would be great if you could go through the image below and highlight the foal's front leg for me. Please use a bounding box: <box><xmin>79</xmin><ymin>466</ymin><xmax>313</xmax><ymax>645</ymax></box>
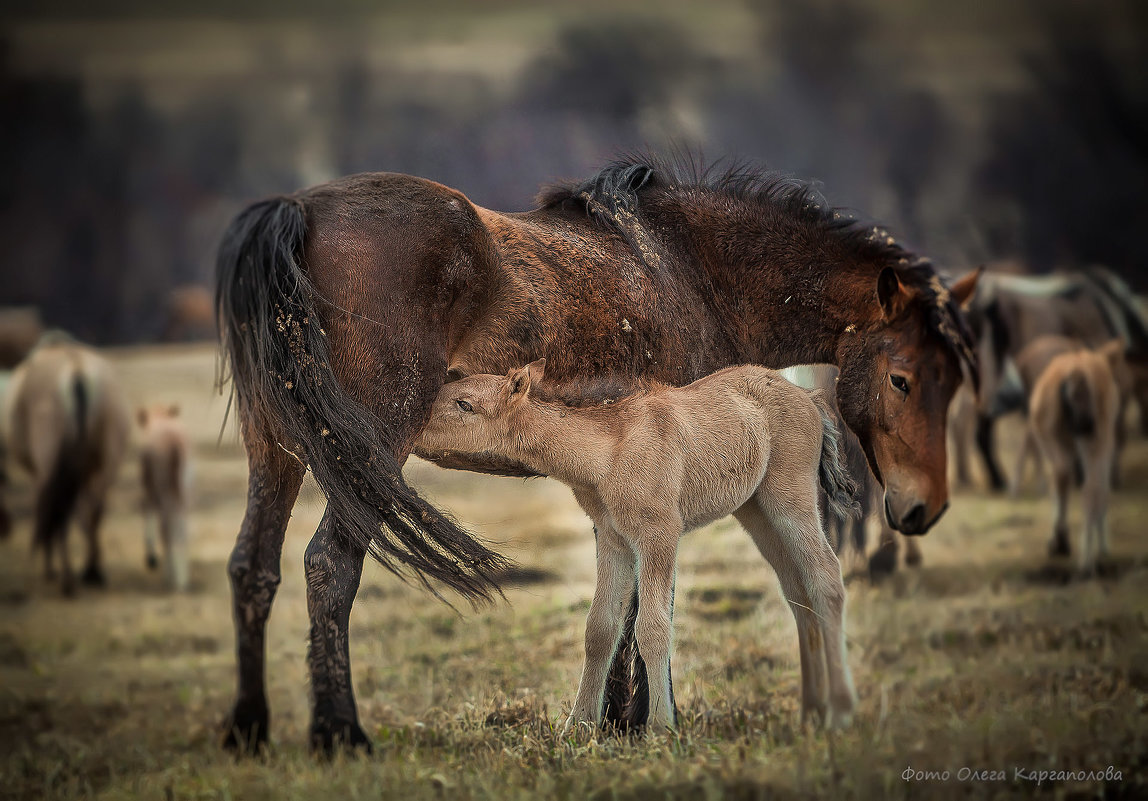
<box><xmin>305</xmin><ymin>508</ymin><xmax>372</xmax><ymax>753</ymax></box>
<box><xmin>632</xmin><ymin>522</ymin><xmax>680</xmax><ymax>732</ymax></box>
<box><xmin>566</xmin><ymin>524</ymin><xmax>636</xmax><ymax>734</ymax></box>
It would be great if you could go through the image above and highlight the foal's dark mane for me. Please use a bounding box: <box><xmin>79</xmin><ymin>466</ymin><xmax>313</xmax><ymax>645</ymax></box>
<box><xmin>530</xmin><ymin>374</ymin><xmax>649</xmax><ymax>409</ymax></box>
<box><xmin>539</xmin><ymin>155</ymin><xmax>978</xmax><ymax>382</ymax></box>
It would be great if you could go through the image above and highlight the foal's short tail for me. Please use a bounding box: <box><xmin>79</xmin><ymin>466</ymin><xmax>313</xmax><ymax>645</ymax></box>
<box><xmin>1060</xmin><ymin>369</ymin><xmax>1097</xmax><ymax>437</ymax></box>
<box><xmin>216</xmin><ymin>196</ymin><xmax>509</xmax><ymax>604</ymax></box>
<box><xmin>811</xmin><ymin>392</ymin><xmax>862</xmax><ymax>523</ymax></box>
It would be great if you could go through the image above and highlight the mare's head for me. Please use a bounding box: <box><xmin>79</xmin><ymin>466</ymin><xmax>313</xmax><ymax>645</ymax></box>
<box><xmin>835</xmin><ymin>265</ymin><xmax>980</xmax><ymax>535</ymax></box>
<box><xmin>420</xmin><ymin>359</ymin><xmax>547</xmax><ymax>456</ymax></box>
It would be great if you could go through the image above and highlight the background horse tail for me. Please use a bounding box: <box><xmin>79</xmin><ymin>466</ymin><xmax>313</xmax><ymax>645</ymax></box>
<box><xmin>1082</xmin><ymin>266</ymin><xmax>1148</xmax><ymax>360</ymax></box>
<box><xmin>34</xmin><ymin>365</ymin><xmax>89</xmax><ymax>551</ymax></box>
<box><xmin>215</xmin><ymin>197</ymin><xmax>509</xmax><ymax>604</ymax></box>
<box><xmin>811</xmin><ymin>391</ymin><xmax>862</xmax><ymax>524</ymax></box>
<box><xmin>1060</xmin><ymin>369</ymin><xmax>1097</xmax><ymax>437</ymax></box>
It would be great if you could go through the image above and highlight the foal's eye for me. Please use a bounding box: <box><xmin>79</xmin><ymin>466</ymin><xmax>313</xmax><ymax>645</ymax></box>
<box><xmin>889</xmin><ymin>374</ymin><xmax>910</xmax><ymax>394</ymax></box>
<box><xmin>456</xmin><ymin>399</ymin><xmax>474</xmax><ymax>413</ymax></box>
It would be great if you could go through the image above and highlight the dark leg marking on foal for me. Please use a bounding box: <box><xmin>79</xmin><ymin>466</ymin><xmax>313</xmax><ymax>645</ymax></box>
<box><xmin>305</xmin><ymin>509</ymin><xmax>372</xmax><ymax>755</ymax></box>
<box><xmin>223</xmin><ymin>456</ymin><xmax>304</xmax><ymax>754</ymax></box>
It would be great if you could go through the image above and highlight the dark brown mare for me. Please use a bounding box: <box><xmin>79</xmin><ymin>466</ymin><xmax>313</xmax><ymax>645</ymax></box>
<box><xmin>215</xmin><ymin>157</ymin><xmax>979</xmax><ymax>753</ymax></box>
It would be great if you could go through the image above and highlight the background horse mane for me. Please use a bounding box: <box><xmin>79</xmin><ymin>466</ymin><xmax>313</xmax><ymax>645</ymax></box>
<box><xmin>540</xmin><ymin>155</ymin><xmax>979</xmax><ymax>384</ymax></box>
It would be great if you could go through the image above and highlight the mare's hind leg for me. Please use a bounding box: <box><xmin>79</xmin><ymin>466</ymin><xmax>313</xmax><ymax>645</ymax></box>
<box><xmin>223</xmin><ymin>429</ymin><xmax>305</xmax><ymax>752</ymax></box>
<box><xmin>305</xmin><ymin>509</ymin><xmax>372</xmax><ymax>753</ymax></box>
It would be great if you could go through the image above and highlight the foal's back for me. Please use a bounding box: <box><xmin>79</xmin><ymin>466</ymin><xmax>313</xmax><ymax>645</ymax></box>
<box><xmin>607</xmin><ymin>366</ymin><xmax>821</xmax><ymax>531</ymax></box>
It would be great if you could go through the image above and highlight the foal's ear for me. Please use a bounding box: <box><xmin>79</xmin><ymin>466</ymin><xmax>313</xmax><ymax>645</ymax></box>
<box><xmin>445</xmin><ymin>365</ymin><xmax>468</xmax><ymax>383</ymax></box>
<box><xmin>876</xmin><ymin>267</ymin><xmax>910</xmax><ymax>320</ymax></box>
<box><xmin>525</xmin><ymin>357</ymin><xmax>546</xmax><ymax>382</ymax></box>
<box><xmin>507</xmin><ymin>364</ymin><xmax>534</xmax><ymax>401</ymax></box>
<box><xmin>136</xmin><ymin>407</ymin><xmax>148</xmax><ymax>427</ymax></box>
<box><xmin>950</xmin><ymin>266</ymin><xmax>982</xmax><ymax>310</ymax></box>
<box><xmin>167</xmin><ymin>403</ymin><xmax>180</xmax><ymax>418</ymax></box>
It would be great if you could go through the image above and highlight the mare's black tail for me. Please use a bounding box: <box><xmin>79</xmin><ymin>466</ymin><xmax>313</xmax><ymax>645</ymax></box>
<box><xmin>216</xmin><ymin>196</ymin><xmax>508</xmax><ymax>603</ymax></box>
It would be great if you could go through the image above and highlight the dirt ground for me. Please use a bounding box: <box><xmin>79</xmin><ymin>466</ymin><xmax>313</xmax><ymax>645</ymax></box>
<box><xmin>1</xmin><ymin>344</ymin><xmax>1146</xmax><ymax>800</ymax></box>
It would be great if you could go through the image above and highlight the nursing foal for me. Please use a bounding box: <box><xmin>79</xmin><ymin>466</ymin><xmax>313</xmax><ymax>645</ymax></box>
<box><xmin>418</xmin><ymin>359</ymin><xmax>860</xmax><ymax>732</ymax></box>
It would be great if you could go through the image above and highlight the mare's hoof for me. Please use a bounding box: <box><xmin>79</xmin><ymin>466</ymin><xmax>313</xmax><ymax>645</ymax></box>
<box><xmin>868</xmin><ymin>546</ymin><xmax>897</xmax><ymax>578</ymax></box>
<box><xmin>904</xmin><ymin>549</ymin><xmax>923</xmax><ymax>568</ymax></box>
<box><xmin>0</xmin><ymin>510</ymin><xmax>10</xmax><ymax>540</ymax></box>
<box><xmin>222</xmin><ymin>701</ymin><xmax>270</xmax><ymax>754</ymax></box>
<box><xmin>1048</xmin><ymin>535</ymin><xmax>1071</xmax><ymax>558</ymax></box>
<box><xmin>146</xmin><ymin>553</ymin><xmax>160</xmax><ymax>571</ymax></box>
<box><xmin>310</xmin><ymin>721</ymin><xmax>373</xmax><ymax>756</ymax></box>
<box><xmin>80</xmin><ymin>565</ymin><xmax>107</xmax><ymax>587</ymax></box>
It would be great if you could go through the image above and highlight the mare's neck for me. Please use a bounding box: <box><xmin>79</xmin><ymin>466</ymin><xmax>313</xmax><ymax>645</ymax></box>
<box><xmin>655</xmin><ymin>192</ymin><xmax>880</xmax><ymax>368</ymax></box>
<box><xmin>506</xmin><ymin>401</ymin><xmax>614</xmax><ymax>487</ymax></box>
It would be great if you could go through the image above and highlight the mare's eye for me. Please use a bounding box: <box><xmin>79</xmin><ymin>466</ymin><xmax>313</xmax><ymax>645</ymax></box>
<box><xmin>889</xmin><ymin>374</ymin><xmax>909</xmax><ymax>394</ymax></box>
<box><xmin>456</xmin><ymin>399</ymin><xmax>474</xmax><ymax>413</ymax></box>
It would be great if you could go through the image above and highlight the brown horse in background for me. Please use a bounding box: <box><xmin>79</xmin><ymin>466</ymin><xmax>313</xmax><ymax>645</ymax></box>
<box><xmin>959</xmin><ymin>267</ymin><xmax>1148</xmax><ymax>489</ymax></box>
<box><xmin>215</xmin><ymin>157</ymin><xmax>978</xmax><ymax>752</ymax></box>
<box><xmin>2</xmin><ymin>339</ymin><xmax>129</xmax><ymax>595</ymax></box>
<box><xmin>1030</xmin><ymin>342</ymin><xmax>1125</xmax><ymax>574</ymax></box>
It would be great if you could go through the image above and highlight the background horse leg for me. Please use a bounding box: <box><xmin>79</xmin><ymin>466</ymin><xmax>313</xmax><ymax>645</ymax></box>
<box><xmin>976</xmin><ymin>414</ymin><xmax>1007</xmax><ymax>491</ymax></box>
<box><xmin>78</xmin><ymin>495</ymin><xmax>106</xmax><ymax>586</ymax></box>
<box><xmin>305</xmin><ymin>508</ymin><xmax>371</xmax><ymax>753</ymax></box>
<box><xmin>223</xmin><ymin>433</ymin><xmax>304</xmax><ymax>752</ymax></box>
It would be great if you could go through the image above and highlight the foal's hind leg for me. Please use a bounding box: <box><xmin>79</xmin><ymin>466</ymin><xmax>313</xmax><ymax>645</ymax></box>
<box><xmin>223</xmin><ymin>429</ymin><xmax>305</xmax><ymax>753</ymax></box>
<box><xmin>627</xmin><ymin>518</ymin><xmax>680</xmax><ymax>733</ymax></box>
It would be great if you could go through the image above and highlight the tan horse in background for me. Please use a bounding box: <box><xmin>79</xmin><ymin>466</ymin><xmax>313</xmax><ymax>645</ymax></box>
<box><xmin>1029</xmin><ymin>341</ymin><xmax>1124</xmax><ymax>574</ymax></box>
<box><xmin>138</xmin><ymin>404</ymin><xmax>192</xmax><ymax>591</ymax></box>
<box><xmin>419</xmin><ymin>360</ymin><xmax>860</xmax><ymax>733</ymax></box>
<box><xmin>2</xmin><ymin>339</ymin><xmax>129</xmax><ymax>594</ymax></box>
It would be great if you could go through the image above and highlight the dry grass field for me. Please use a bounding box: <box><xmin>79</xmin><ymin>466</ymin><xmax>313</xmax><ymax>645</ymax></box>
<box><xmin>1</xmin><ymin>344</ymin><xmax>1146</xmax><ymax>800</ymax></box>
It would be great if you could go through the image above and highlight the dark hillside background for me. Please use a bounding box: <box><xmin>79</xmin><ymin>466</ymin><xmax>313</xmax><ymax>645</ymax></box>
<box><xmin>1</xmin><ymin>0</ymin><xmax>1144</xmax><ymax>342</ymax></box>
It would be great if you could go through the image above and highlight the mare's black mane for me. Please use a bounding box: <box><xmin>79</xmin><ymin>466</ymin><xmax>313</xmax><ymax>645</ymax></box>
<box><xmin>539</xmin><ymin>154</ymin><xmax>978</xmax><ymax>382</ymax></box>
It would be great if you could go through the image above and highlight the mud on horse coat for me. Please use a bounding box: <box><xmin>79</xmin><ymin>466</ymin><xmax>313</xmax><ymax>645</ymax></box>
<box><xmin>215</xmin><ymin>157</ymin><xmax>979</xmax><ymax>752</ymax></box>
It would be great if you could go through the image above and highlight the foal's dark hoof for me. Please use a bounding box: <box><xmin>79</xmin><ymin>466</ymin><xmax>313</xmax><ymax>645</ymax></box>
<box><xmin>146</xmin><ymin>553</ymin><xmax>160</xmax><ymax>571</ymax></box>
<box><xmin>868</xmin><ymin>545</ymin><xmax>897</xmax><ymax>578</ymax></box>
<box><xmin>222</xmin><ymin>701</ymin><xmax>269</xmax><ymax>754</ymax></box>
<box><xmin>0</xmin><ymin>509</ymin><xmax>11</xmax><ymax>540</ymax></box>
<box><xmin>904</xmin><ymin>549</ymin><xmax>923</xmax><ymax>568</ymax></box>
<box><xmin>310</xmin><ymin>721</ymin><xmax>374</xmax><ymax>756</ymax></box>
<box><xmin>80</xmin><ymin>565</ymin><xmax>107</xmax><ymax>587</ymax></box>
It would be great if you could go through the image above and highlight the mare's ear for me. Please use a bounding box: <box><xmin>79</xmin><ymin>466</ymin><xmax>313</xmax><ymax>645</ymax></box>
<box><xmin>137</xmin><ymin>407</ymin><xmax>148</xmax><ymax>427</ymax></box>
<box><xmin>876</xmin><ymin>267</ymin><xmax>910</xmax><ymax>320</ymax></box>
<box><xmin>506</xmin><ymin>364</ymin><xmax>534</xmax><ymax>402</ymax></box>
<box><xmin>950</xmin><ymin>266</ymin><xmax>982</xmax><ymax>310</ymax></box>
<box><xmin>525</xmin><ymin>358</ymin><xmax>546</xmax><ymax>382</ymax></box>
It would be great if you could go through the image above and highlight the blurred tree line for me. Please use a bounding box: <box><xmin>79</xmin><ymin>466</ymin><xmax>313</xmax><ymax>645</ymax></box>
<box><xmin>0</xmin><ymin>0</ymin><xmax>1144</xmax><ymax>343</ymax></box>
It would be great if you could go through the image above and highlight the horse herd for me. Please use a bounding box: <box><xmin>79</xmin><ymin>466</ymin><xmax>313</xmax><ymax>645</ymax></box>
<box><xmin>1</xmin><ymin>157</ymin><xmax>1145</xmax><ymax>754</ymax></box>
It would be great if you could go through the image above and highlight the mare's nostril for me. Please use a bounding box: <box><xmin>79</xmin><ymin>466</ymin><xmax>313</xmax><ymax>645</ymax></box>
<box><xmin>901</xmin><ymin>503</ymin><xmax>927</xmax><ymax>535</ymax></box>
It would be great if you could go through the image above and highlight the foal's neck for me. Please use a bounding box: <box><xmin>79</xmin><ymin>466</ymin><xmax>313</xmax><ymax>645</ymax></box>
<box><xmin>507</xmin><ymin>401</ymin><xmax>616</xmax><ymax>487</ymax></box>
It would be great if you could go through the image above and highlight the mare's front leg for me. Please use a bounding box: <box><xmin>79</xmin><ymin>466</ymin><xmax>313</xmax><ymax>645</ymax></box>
<box><xmin>566</xmin><ymin>524</ymin><xmax>635</xmax><ymax>734</ymax></box>
<box><xmin>305</xmin><ymin>508</ymin><xmax>372</xmax><ymax>753</ymax></box>
<box><xmin>223</xmin><ymin>434</ymin><xmax>305</xmax><ymax>752</ymax></box>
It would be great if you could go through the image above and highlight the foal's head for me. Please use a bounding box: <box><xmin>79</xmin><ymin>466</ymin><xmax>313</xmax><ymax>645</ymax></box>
<box><xmin>420</xmin><ymin>359</ymin><xmax>548</xmax><ymax>455</ymax></box>
<box><xmin>835</xmin><ymin>266</ymin><xmax>979</xmax><ymax>536</ymax></box>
